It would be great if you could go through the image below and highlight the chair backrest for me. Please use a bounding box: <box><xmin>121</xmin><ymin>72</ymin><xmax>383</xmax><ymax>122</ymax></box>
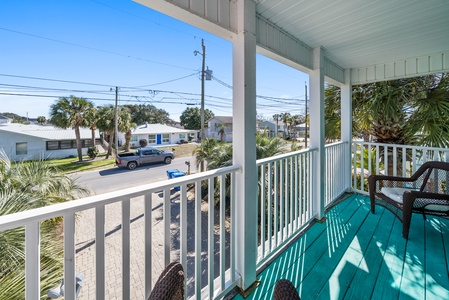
<box><xmin>273</xmin><ymin>279</ymin><xmax>300</xmax><ymax>300</ymax></box>
<box><xmin>414</xmin><ymin>162</ymin><xmax>449</xmax><ymax>194</ymax></box>
<box><xmin>148</xmin><ymin>262</ymin><xmax>184</xmax><ymax>300</ymax></box>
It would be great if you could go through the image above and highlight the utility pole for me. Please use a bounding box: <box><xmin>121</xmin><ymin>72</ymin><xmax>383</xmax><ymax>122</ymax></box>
<box><xmin>200</xmin><ymin>39</ymin><xmax>206</xmax><ymax>144</ymax></box>
<box><xmin>114</xmin><ymin>86</ymin><xmax>119</xmax><ymax>157</ymax></box>
<box><xmin>305</xmin><ymin>82</ymin><xmax>308</xmax><ymax>148</ymax></box>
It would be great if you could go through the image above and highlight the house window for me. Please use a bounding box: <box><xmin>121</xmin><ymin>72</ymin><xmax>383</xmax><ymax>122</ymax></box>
<box><xmin>46</xmin><ymin>141</ymin><xmax>59</xmax><ymax>150</ymax></box>
<box><xmin>179</xmin><ymin>133</ymin><xmax>186</xmax><ymax>139</ymax></box>
<box><xmin>60</xmin><ymin>140</ymin><xmax>72</xmax><ymax>149</ymax></box>
<box><xmin>84</xmin><ymin>139</ymin><xmax>93</xmax><ymax>148</ymax></box>
<box><xmin>131</xmin><ymin>135</ymin><xmax>138</xmax><ymax>142</ymax></box>
<box><xmin>16</xmin><ymin>142</ymin><xmax>27</xmax><ymax>155</ymax></box>
<box><xmin>162</xmin><ymin>134</ymin><xmax>169</xmax><ymax>143</ymax></box>
<box><xmin>148</xmin><ymin>134</ymin><xmax>156</xmax><ymax>144</ymax></box>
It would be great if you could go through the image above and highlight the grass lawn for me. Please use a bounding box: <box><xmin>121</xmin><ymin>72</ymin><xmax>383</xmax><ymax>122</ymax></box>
<box><xmin>47</xmin><ymin>143</ymin><xmax>199</xmax><ymax>174</ymax></box>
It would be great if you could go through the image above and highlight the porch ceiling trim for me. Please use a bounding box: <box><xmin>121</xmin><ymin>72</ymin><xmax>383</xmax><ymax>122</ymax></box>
<box><xmin>134</xmin><ymin>0</ymin><xmax>449</xmax><ymax>86</ymax></box>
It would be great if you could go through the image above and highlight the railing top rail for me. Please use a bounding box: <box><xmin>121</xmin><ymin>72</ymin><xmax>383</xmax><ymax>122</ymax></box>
<box><xmin>325</xmin><ymin>141</ymin><xmax>348</xmax><ymax>148</ymax></box>
<box><xmin>256</xmin><ymin>147</ymin><xmax>318</xmax><ymax>165</ymax></box>
<box><xmin>0</xmin><ymin>164</ymin><xmax>241</xmax><ymax>232</ymax></box>
<box><xmin>351</xmin><ymin>141</ymin><xmax>449</xmax><ymax>152</ymax></box>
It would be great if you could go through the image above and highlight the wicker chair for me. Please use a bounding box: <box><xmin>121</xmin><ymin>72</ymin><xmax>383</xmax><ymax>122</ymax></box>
<box><xmin>148</xmin><ymin>262</ymin><xmax>184</xmax><ymax>300</ymax></box>
<box><xmin>273</xmin><ymin>279</ymin><xmax>300</xmax><ymax>300</ymax></box>
<box><xmin>369</xmin><ymin>161</ymin><xmax>449</xmax><ymax>239</ymax></box>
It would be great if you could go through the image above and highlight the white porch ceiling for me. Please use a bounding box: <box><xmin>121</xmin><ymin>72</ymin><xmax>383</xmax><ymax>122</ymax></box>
<box><xmin>136</xmin><ymin>0</ymin><xmax>449</xmax><ymax>84</ymax></box>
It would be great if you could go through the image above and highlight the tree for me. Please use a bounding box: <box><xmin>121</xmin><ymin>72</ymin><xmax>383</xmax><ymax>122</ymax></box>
<box><xmin>216</xmin><ymin>122</ymin><xmax>228</xmax><ymax>142</ymax></box>
<box><xmin>49</xmin><ymin>96</ymin><xmax>94</xmax><ymax>162</ymax></box>
<box><xmin>0</xmin><ymin>149</ymin><xmax>89</xmax><ymax>299</ymax></box>
<box><xmin>84</xmin><ymin>106</ymin><xmax>99</xmax><ymax>147</ymax></box>
<box><xmin>96</xmin><ymin>105</ymin><xmax>132</xmax><ymax>158</ymax></box>
<box><xmin>272</xmin><ymin>114</ymin><xmax>281</xmax><ymax>136</ymax></box>
<box><xmin>280</xmin><ymin>112</ymin><xmax>291</xmax><ymax>137</ymax></box>
<box><xmin>37</xmin><ymin>116</ymin><xmax>46</xmax><ymax>124</ymax></box>
<box><xmin>180</xmin><ymin>107</ymin><xmax>214</xmax><ymax>130</ymax></box>
<box><xmin>124</xmin><ymin>104</ymin><xmax>172</xmax><ymax>125</ymax></box>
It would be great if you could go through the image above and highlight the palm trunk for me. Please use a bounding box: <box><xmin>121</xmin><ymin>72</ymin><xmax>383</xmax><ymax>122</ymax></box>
<box><xmin>91</xmin><ymin>127</ymin><xmax>96</xmax><ymax>148</ymax></box>
<box><xmin>74</xmin><ymin>126</ymin><xmax>83</xmax><ymax>162</ymax></box>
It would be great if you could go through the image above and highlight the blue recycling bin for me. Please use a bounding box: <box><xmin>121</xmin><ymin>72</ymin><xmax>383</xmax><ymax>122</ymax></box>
<box><xmin>171</xmin><ymin>171</ymin><xmax>186</xmax><ymax>191</ymax></box>
<box><xmin>166</xmin><ymin>169</ymin><xmax>180</xmax><ymax>179</ymax></box>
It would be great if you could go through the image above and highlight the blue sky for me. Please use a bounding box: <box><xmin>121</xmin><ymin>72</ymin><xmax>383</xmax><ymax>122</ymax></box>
<box><xmin>0</xmin><ymin>0</ymin><xmax>309</xmax><ymax>122</ymax></box>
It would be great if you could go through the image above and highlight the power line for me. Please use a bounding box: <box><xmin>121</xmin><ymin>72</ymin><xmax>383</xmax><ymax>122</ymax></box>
<box><xmin>0</xmin><ymin>27</ymin><xmax>196</xmax><ymax>71</ymax></box>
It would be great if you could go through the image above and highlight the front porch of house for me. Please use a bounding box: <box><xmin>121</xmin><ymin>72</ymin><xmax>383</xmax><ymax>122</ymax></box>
<box><xmin>234</xmin><ymin>193</ymin><xmax>449</xmax><ymax>300</ymax></box>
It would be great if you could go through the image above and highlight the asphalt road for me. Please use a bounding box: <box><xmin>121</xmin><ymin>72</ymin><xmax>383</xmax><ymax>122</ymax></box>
<box><xmin>69</xmin><ymin>155</ymin><xmax>196</xmax><ymax>195</ymax></box>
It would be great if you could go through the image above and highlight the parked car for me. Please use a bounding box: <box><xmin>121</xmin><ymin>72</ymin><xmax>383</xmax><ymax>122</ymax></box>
<box><xmin>116</xmin><ymin>147</ymin><xmax>174</xmax><ymax>170</ymax></box>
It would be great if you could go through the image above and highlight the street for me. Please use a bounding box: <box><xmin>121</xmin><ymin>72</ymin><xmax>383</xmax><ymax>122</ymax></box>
<box><xmin>69</xmin><ymin>155</ymin><xmax>196</xmax><ymax>195</ymax></box>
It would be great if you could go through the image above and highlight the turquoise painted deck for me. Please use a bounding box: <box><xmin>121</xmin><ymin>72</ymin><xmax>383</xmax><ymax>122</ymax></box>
<box><xmin>233</xmin><ymin>194</ymin><xmax>449</xmax><ymax>300</ymax></box>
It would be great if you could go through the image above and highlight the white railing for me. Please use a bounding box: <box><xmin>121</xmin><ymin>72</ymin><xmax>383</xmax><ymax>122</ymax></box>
<box><xmin>0</xmin><ymin>165</ymin><xmax>240</xmax><ymax>300</ymax></box>
<box><xmin>256</xmin><ymin>148</ymin><xmax>317</xmax><ymax>266</ymax></box>
<box><xmin>325</xmin><ymin>141</ymin><xmax>349</xmax><ymax>207</ymax></box>
<box><xmin>351</xmin><ymin>141</ymin><xmax>449</xmax><ymax>194</ymax></box>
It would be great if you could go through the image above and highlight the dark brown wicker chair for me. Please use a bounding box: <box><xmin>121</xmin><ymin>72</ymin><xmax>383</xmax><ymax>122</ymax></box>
<box><xmin>369</xmin><ymin>161</ymin><xmax>449</xmax><ymax>239</ymax></box>
<box><xmin>273</xmin><ymin>279</ymin><xmax>300</xmax><ymax>300</ymax></box>
<box><xmin>148</xmin><ymin>262</ymin><xmax>184</xmax><ymax>300</ymax></box>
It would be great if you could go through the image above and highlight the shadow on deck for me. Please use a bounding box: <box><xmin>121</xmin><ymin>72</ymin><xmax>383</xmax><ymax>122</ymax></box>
<box><xmin>233</xmin><ymin>194</ymin><xmax>449</xmax><ymax>300</ymax></box>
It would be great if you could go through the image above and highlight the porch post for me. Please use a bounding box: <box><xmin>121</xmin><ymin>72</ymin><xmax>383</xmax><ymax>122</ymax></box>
<box><xmin>232</xmin><ymin>0</ymin><xmax>257</xmax><ymax>291</ymax></box>
<box><xmin>340</xmin><ymin>70</ymin><xmax>353</xmax><ymax>191</ymax></box>
<box><xmin>310</xmin><ymin>47</ymin><xmax>325</xmax><ymax>220</ymax></box>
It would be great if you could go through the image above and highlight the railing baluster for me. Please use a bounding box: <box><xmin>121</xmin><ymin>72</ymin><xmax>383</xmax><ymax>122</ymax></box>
<box><xmin>144</xmin><ymin>194</ymin><xmax>152</xmax><ymax>298</ymax></box>
<box><xmin>294</xmin><ymin>156</ymin><xmax>298</xmax><ymax>231</ymax></box>
<box><xmin>260</xmin><ymin>164</ymin><xmax>266</xmax><ymax>257</ymax></box>
<box><xmin>290</xmin><ymin>157</ymin><xmax>293</xmax><ymax>236</ymax></box>
<box><xmin>95</xmin><ymin>206</ymin><xmax>105</xmax><ymax>300</ymax></box>
<box><xmin>268</xmin><ymin>162</ymin><xmax>273</xmax><ymax>253</ymax></box>
<box><xmin>122</xmin><ymin>199</ymin><xmax>131</xmax><ymax>300</ymax></box>
<box><xmin>208</xmin><ymin>178</ymin><xmax>215</xmax><ymax>299</ymax></box>
<box><xmin>280</xmin><ymin>159</ymin><xmax>284</xmax><ymax>243</ymax></box>
<box><xmin>402</xmin><ymin>146</ymin><xmax>407</xmax><ymax>177</ymax></box>
<box><xmin>230</xmin><ymin>172</ymin><xmax>236</xmax><ymax>282</ymax></box>
<box><xmin>180</xmin><ymin>184</ymin><xmax>187</xmax><ymax>299</ymax></box>
<box><xmin>393</xmin><ymin>146</ymin><xmax>397</xmax><ymax>176</ymax></box>
<box><xmin>64</xmin><ymin>213</ymin><xmax>76</xmax><ymax>300</ymax></box>
<box><xmin>220</xmin><ymin>174</ymin><xmax>226</xmax><ymax>291</ymax></box>
<box><xmin>195</xmin><ymin>180</ymin><xmax>202</xmax><ymax>298</ymax></box>
<box><xmin>163</xmin><ymin>188</ymin><xmax>171</xmax><ymax>266</ymax></box>
<box><xmin>274</xmin><ymin>161</ymin><xmax>278</xmax><ymax>247</ymax></box>
<box><xmin>25</xmin><ymin>222</ymin><xmax>40</xmax><ymax>300</ymax></box>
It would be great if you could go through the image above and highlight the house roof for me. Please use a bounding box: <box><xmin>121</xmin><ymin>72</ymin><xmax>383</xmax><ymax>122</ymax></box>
<box><xmin>208</xmin><ymin>116</ymin><xmax>233</xmax><ymax>123</ymax></box>
<box><xmin>132</xmin><ymin>123</ymin><xmax>195</xmax><ymax>135</ymax></box>
<box><xmin>0</xmin><ymin>115</ymin><xmax>10</xmax><ymax>120</ymax></box>
<box><xmin>0</xmin><ymin>123</ymin><xmax>97</xmax><ymax>140</ymax></box>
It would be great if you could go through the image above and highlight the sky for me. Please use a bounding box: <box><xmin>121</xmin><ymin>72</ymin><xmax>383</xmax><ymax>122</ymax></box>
<box><xmin>0</xmin><ymin>0</ymin><xmax>309</xmax><ymax>122</ymax></box>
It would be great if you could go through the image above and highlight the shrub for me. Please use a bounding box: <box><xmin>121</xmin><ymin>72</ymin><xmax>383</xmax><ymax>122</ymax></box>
<box><xmin>87</xmin><ymin>146</ymin><xmax>99</xmax><ymax>159</ymax></box>
<box><xmin>139</xmin><ymin>139</ymin><xmax>148</xmax><ymax>148</ymax></box>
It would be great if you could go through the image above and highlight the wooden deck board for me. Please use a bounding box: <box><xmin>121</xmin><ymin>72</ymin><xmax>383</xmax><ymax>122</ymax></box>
<box><xmin>233</xmin><ymin>194</ymin><xmax>449</xmax><ymax>300</ymax></box>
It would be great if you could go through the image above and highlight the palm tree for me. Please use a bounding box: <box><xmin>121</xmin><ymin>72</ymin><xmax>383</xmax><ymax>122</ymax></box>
<box><xmin>216</xmin><ymin>123</ymin><xmax>228</xmax><ymax>142</ymax></box>
<box><xmin>85</xmin><ymin>105</ymin><xmax>99</xmax><ymax>148</ymax></box>
<box><xmin>97</xmin><ymin>105</ymin><xmax>132</xmax><ymax>158</ymax></box>
<box><xmin>193</xmin><ymin>138</ymin><xmax>218</xmax><ymax>170</ymax></box>
<box><xmin>272</xmin><ymin>114</ymin><xmax>281</xmax><ymax>136</ymax></box>
<box><xmin>280</xmin><ymin>112</ymin><xmax>291</xmax><ymax>137</ymax></box>
<box><xmin>50</xmin><ymin>96</ymin><xmax>94</xmax><ymax>162</ymax></box>
<box><xmin>0</xmin><ymin>149</ymin><xmax>89</xmax><ymax>299</ymax></box>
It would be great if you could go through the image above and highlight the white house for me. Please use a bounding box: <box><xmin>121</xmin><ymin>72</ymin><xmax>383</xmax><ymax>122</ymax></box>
<box><xmin>258</xmin><ymin>120</ymin><xmax>287</xmax><ymax>137</ymax></box>
<box><xmin>126</xmin><ymin>123</ymin><xmax>197</xmax><ymax>148</ymax></box>
<box><xmin>0</xmin><ymin>123</ymin><xmax>99</xmax><ymax>161</ymax></box>
<box><xmin>0</xmin><ymin>114</ymin><xmax>12</xmax><ymax>124</ymax></box>
<box><xmin>206</xmin><ymin>116</ymin><xmax>233</xmax><ymax>142</ymax></box>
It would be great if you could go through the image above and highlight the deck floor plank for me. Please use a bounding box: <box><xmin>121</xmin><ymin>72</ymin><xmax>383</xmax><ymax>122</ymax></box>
<box><xmin>233</xmin><ymin>195</ymin><xmax>449</xmax><ymax>300</ymax></box>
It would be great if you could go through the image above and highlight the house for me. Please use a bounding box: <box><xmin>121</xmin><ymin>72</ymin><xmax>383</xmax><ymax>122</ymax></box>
<box><xmin>206</xmin><ymin>116</ymin><xmax>233</xmax><ymax>142</ymax></box>
<box><xmin>258</xmin><ymin>120</ymin><xmax>286</xmax><ymax>137</ymax></box>
<box><xmin>125</xmin><ymin>123</ymin><xmax>197</xmax><ymax>147</ymax></box>
<box><xmin>0</xmin><ymin>123</ymin><xmax>99</xmax><ymax>161</ymax></box>
<box><xmin>2</xmin><ymin>1</ymin><xmax>449</xmax><ymax>299</ymax></box>
<box><xmin>0</xmin><ymin>114</ymin><xmax>12</xmax><ymax>124</ymax></box>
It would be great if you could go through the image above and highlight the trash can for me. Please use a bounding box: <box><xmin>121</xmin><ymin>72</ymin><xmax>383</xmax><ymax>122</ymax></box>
<box><xmin>171</xmin><ymin>171</ymin><xmax>186</xmax><ymax>191</ymax></box>
<box><xmin>166</xmin><ymin>169</ymin><xmax>180</xmax><ymax>179</ymax></box>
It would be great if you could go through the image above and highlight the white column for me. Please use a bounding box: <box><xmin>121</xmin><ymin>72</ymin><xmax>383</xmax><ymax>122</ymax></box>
<box><xmin>310</xmin><ymin>47</ymin><xmax>325</xmax><ymax>220</ymax></box>
<box><xmin>341</xmin><ymin>69</ymin><xmax>353</xmax><ymax>192</ymax></box>
<box><xmin>232</xmin><ymin>0</ymin><xmax>257</xmax><ymax>291</ymax></box>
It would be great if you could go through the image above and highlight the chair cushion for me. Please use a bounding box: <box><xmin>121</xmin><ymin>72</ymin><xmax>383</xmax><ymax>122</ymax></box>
<box><xmin>381</xmin><ymin>187</ymin><xmax>449</xmax><ymax>211</ymax></box>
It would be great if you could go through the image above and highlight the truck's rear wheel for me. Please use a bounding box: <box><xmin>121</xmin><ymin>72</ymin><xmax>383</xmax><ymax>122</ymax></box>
<box><xmin>127</xmin><ymin>161</ymin><xmax>137</xmax><ymax>170</ymax></box>
<box><xmin>164</xmin><ymin>157</ymin><xmax>172</xmax><ymax>164</ymax></box>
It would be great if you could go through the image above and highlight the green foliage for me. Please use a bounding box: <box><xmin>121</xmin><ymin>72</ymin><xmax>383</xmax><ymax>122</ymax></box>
<box><xmin>179</xmin><ymin>107</ymin><xmax>215</xmax><ymax>130</ymax></box>
<box><xmin>37</xmin><ymin>116</ymin><xmax>46</xmax><ymax>124</ymax></box>
<box><xmin>124</xmin><ymin>104</ymin><xmax>172</xmax><ymax>125</ymax></box>
<box><xmin>139</xmin><ymin>139</ymin><xmax>148</xmax><ymax>148</ymax></box>
<box><xmin>87</xmin><ymin>146</ymin><xmax>99</xmax><ymax>159</ymax></box>
<box><xmin>0</xmin><ymin>149</ymin><xmax>90</xmax><ymax>298</ymax></box>
<box><xmin>49</xmin><ymin>96</ymin><xmax>95</xmax><ymax>162</ymax></box>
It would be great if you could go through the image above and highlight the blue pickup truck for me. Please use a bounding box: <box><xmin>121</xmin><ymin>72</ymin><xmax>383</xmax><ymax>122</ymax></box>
<box><xmin>116</xmin><ymin>147</ymin><xmax>174</xmax><ymax>170</ymax></box>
